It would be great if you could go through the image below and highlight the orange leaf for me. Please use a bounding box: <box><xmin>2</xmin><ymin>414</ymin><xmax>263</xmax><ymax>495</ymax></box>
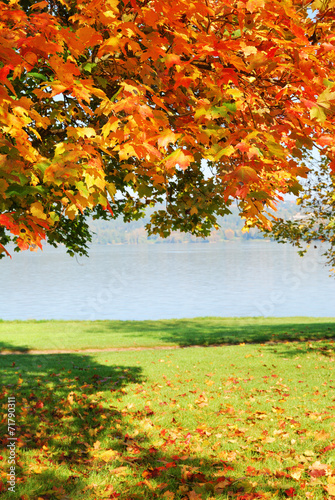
<box><xmin>165</xmin><ymin>149</ymin><xmax>193</xmax><ymax>170</ymax></box>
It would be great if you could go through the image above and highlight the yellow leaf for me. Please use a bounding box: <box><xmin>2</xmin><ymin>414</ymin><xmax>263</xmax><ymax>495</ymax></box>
<box><xmin>304</xmin><ymin>450</ymin><xmax>314</xmax><ymax>457</ymax></box>
<box><xmin>28</xmin><ymin>464</ymin><xmax>48</xmax><ymax>474</ymax></box>
<box><xmin>215</xmin><ymin>145</ymin><xmax>235</xmax><ymax>160</ymax></box>
<box><xmin>106</xmin><ymin>182</ymin><xmax>116</xmax><ymax>200</ymax></box>
<box><xmin>119</xmin><ymin>143</ymin><xmax>138</xmax><ymax>160</ymax></box>
<box><xmin>65</xmin><ymin>204</ymin><xmax>79</xmax><ymax>220</ymax></box>
<box><xmin>266</xmin><ymin>141</ymin><xmax>286</xmax><ymax>159</ymax></box>
<box><xmin>54</xmin><ymin>142</ymin><xmax>66</xmax><ymax>157</ymax></box>
<box><xmin>310</xmin><ymin>105</ymin><xmax>326</xmax><ymax>123</ymax></box>
<box><xmin>67</xmin><ymin>392</ymin><xmax>75</xmax><ymax>405</ymax></box>
<box><xmin>246</xmin><ymin>0</ymin><xmax>265</xmax><ymax>12</ymax></box>
<box><xmin>99</xmin><ymin>449</ymin><xmax>117</xmax><ymax>462</ymax></box>
<box><xmin>67</xmin><ymin>127</ymin><xmax>96</xmax><ymax>139</ymax></box>
<box><xmin>101</xmin><ymin>117</ymin><xmax>119</xmax><ymax>138</ymax></box>
<box><xmin>325</xmin><ymin>484</ymin><xmax>335</xmax><ymax>496</ymax></box>
<box><xmin>30</xmin><ymin>201</ymin><xmax>47</xmax><ymax>220</ymax></box>
<box><xmin>291</xmin><ymin>470</ymin><xmax>303</xmax><ymax>480</ymax></box>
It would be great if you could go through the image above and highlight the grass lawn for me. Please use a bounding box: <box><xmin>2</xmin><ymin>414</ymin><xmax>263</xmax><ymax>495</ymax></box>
<box><xmin>0</xmin><ymin>321</ymin><xmax>335</xmax><ymax>499</ymax></box>
<box><xmin>0</xmin><ymin>316</ymin><xmax>335</xmax><ymax>351</ymax></box>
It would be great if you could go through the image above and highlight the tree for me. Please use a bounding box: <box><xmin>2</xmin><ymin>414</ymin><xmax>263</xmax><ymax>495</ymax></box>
<box><xmin>1</xmin><ymin>0</ymin><xmax>335</xmax><ymax>258</ymax></box>
<box><xmin>264</xmin><ymin>157</ymin><xmax>335</xmax><ymax>269</ymax></box>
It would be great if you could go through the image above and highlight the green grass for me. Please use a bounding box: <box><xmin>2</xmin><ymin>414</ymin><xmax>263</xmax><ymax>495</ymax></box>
<box><xmin>0</xmin><ymin>316</ymin><xmax>334</xmax><ymax>351</ymax></box>
<box><xmin>1</xmin><ymin>338</ymin><xmax>335</xmax><ymax>499</ymax></box>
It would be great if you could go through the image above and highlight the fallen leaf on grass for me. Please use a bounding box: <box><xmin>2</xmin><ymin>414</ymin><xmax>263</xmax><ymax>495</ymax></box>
<box><xmin>187</xmin><ymin>491</ymin><xmax>203</xmax><ymax>500</ymax></box>
<box><xmin>325</xmin><ymin>484</ymin><xmax>335</xmax><ymax>496</ymax></box>
<box><xmin>214</xmin><ymin>480</ymin><xmax>230</xmax><ymax>493</ymax></box>
<box><xmin>163</xmin><ymin>492</ymin><xmax>175</xmax><ymax>499</ymax></box>
<box><xmin>314</xmin><ymin>430</ymin><xmax>330</xmax><ymax>440</ymax></box>
<box><xmin>96</xmin><ymin>449</ymin><xmax>118</xmax><ymax>462</ymax></box>
<box><xmin>308</xmin><ymin>461</ymin><xmax>331</xmax><ymax>477</ymax></box>
<box><xmin>93</xmin><ymin>440</ymin><xmax>101</xmax><ymax>450</ymax></box>
<box><xmin>111</xmin><ymin>466</ymin><xmax>128</xmax><ymax>476</ymax></box>
<box><xmin>284</xmin><ymin>487</ymin><xmax>297</xmax><ymax>497</ymax></box>
<box><xmin>28</xmin><ymin>464</ymin><xmax>48</xmax><ymax>474</ymax></box>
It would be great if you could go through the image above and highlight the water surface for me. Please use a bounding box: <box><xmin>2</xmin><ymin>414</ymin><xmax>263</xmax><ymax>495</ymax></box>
<box><xmin>0</xmin><ymin>241</ymin><xmax>334</xmax><ymax>320</ymax></box>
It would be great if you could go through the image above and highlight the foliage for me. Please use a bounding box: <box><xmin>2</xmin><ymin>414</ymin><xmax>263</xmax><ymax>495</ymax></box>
<box><xmin>1</xmin><ymin>337</ymin><xmax>335</xmax><ymax>498</ymax></box>
<box><xmin>264</xmin><ymin>158</ymin><xmax>335</xmax><ymax>268</ymax></box>
<box><xmin>86</xmin><ymin>202</ymin><xmax>300</xmax><ymax>245</ymax></box>
<box><xmin>1</xmin><ymin>0</ymin><xmax>335</xmax><ymax>257</ymax></box>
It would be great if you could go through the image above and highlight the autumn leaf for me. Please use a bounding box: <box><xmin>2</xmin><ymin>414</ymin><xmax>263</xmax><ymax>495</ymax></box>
<box><xmin>325</xmin><ymin>484</ymin><xmax>335</xmax><ymax>496</ymax></box>
<box><xmin>246</xmin><ymin>0</ymin><xmax>265</xmax><ymax>12</ymax></box>
<box><xmin>165</xmin><ymin>149</ymin><xmax>194</xmax><ymax>171</ymax></box>
<box><xmin>96</xmin><ymin>449</ymin><xmax>118</xmax><ymax>462</ymax></box>
<box><xmin>284</xmin><ymin>487</ymin><xmax>297</xmax><ymax>497</ymax></box>
<box><xmin>235</xmin><ymin>166</ymin><xmax>259</xmax><ymax>183</ymax></box>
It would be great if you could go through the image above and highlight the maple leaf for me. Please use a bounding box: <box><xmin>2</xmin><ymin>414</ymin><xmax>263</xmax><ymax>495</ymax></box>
<box><xmin>235</xmin><ymin>166</ymin><xmax>259</xmax><ymax>183</ymax></box>
<box><xmin>164</xmin><ymin>54</ymin><xmax>181</xmax><ymax>69</ymax></box>
<box><xmin>187</xmin><ymin>491</ymin><xmax>202</xmax><ymax>500</ymax></box>
<box><xmin>284</xmin><ymin>487</ymin><xmax>297</xmax><ymax>497</ymax></box>
<box><xmin>308</xmin><ymin>461</ymin><xmax>330</xmax><ymax>477</ymax></box>
<box><xmin>163</xmin><ymin>492</ymin><xmax>175</xmax><ymax>499</ymax></box>
<box><xmin>325</xmin><ymin>484</ymin><xmax>335</xmax><ymax>496</ymax></box>
<box><xmin>0</xmin><ymin>64</ymin><xmax>14</xmax><ymax>81</ymax></box>
<box><xmin>246</xmin><ymin>0</ymin><xmax>265</xmax><ymax>12</ymax></box>
<box><xmin>165</xmin><ymin>149</ymin><xmax>194</xmax><ymax>171</ymax></box>
<box><xmin>96</xmin><ymin>449</ymin><xmax>118</xmax><ymax>462</ymax></box>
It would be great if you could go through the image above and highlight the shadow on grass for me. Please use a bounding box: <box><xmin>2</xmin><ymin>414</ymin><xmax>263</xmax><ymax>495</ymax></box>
<box><xmin>266</xmin><ymin>338</ymin><xmax>335</xmax><ymax>359</ymax></box>
<box><xmin>0</xmin><ymin>341</ymin><xmax>29</xmax><ymax>353</ymax></box>
<box><xmin>95</xmin><ymin>318</ymin><xmax>335</xmax><ymax>347</ymax></box>
<box><xmin>0</xmin><ymin>345</ymin><xmax>143</xmax><ymax>499</ymax></box>
<box><xmin>0</xmin><ymin>343</ymin><xmax>297</xmax><ymax>500</ymax></box>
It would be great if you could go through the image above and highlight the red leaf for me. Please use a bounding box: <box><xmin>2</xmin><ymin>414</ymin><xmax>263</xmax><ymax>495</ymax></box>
<box><xmin>0</xmin><ymin>64</ymin><xmax>14</xmax><ymax>81</ymax></box>
<box><xmin>321</xmin><ymin>442</ymin><xmax>335</xmax><ymax>453</ymax></box>
<box><xmin>284</xmin><ymin>487</ymin><xmax>297</xmax><ymax>498</ymax></box>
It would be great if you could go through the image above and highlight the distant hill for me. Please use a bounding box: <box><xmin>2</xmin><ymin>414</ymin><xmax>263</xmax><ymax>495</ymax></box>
<box><xmin>88</xmin><ymin>201</ymin><xmax>300</xmax><ymax>245</ymax></box>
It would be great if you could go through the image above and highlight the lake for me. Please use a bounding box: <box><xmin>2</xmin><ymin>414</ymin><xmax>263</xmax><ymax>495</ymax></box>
<box><xmin>0</xmin><ymin>240</ymin><xmax>334</xmax><ymax>320</ymax></box>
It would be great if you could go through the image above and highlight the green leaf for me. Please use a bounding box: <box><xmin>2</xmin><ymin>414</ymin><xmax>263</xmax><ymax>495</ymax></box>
<box><xmin>83</xmin><ymin>62</ymin><xmax>97</xmax><ymax>73</ymax></box>
<box><xmin>6</xmin><ymin>184</ymin><xmax>46</xmax><ymax>197</ymax></box>
<box><xmin>96</xmin><ymin>76</ymin><xmax>107</xmax><ymax>89</ymax></box>
<box><xmin>210</xmin><ymin>103</ymin><xmax>236</xmax><ymax>118</ymax></box>
<box><xmin>26</xmin><ymin>72</ymin><xmax>48</xmax><ymax>81</ymax></box>
<box><xmin>35</xmin><ymin>161</ymin><xmax>50</xmax><ymax>175</ymax></box>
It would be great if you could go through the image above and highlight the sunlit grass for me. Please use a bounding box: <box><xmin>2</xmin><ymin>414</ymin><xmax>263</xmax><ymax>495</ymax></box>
<box><xmin>0</xmin><ymin>316</ymin><xmax>334</xmax><ymax>351</ymax></box>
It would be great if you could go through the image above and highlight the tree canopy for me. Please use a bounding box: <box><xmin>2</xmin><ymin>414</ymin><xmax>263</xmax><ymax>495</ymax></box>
<box><xmin>1</xmin><ymin>0</ymin><xmax>335</xmax><ymax>257</ymax></box>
